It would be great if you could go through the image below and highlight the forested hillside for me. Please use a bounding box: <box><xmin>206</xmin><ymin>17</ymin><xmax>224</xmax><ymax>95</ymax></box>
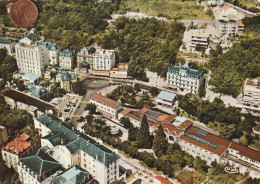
<box><xmin>208</xmin><ymin>39</ymin><xmax>260</xmax><ymax>97</ymax></box>
<box><xmin>95</xmin><ymin>17</ymin><xmax>185</xmax><ymax>80</ymax></box>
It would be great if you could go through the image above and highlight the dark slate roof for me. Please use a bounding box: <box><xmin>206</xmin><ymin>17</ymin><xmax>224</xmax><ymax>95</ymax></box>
<box><xmin>50</xmin><ymin>165</ymin><xmax>93</xmax><ymax>184</ymax></box>
<box><xmin>1</xmin><ymin>89</ymin><xmax>59</xmax><ymax>116</ymax></box>
<box><xmin>35</xmin><ymin>113</ymin><xmax>120</xmax><ymax>166</ymax></box>
<box><xmin>25</xmin><ymin>34</ymin><xmax>39</xmax><ymax>41</ymax></box>
<box><xmin>31</xmin><ymin>86</ymin><xmax>49</xmax><ymax>98</ymax></box>
<box><xmin>35</xmin><ymin>41</ymin><xmax>60</xmax><ymax>51</ymax></box>
<box><xmin>167</xmin><ymin>63</ymin><xmax>204</xmax><ymax>78</ymax></box>
<box><xmin>19</xmin><ymin>147</ymin><xmax>62</xmax><ymax>177</ymax></box>
<box><xmin>60</xmin><ymin>49</ymin><xmax>74</xmax><ymax>57</ymax></box>
<box><xmin>61</xmin><ymin>72</ymin><xmax>71</xmax><ymax>81</ymax></box>
<box><xmin>0</xmin><ymin>37</ymin><xmax>10</xmax><ymax>44</ymax></box>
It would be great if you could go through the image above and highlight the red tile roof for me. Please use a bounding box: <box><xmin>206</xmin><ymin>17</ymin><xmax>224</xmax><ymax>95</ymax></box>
<box><xmin>222</xmin><ymin>5</ymin><xmax>230</xmax><ymax>10</ymax></box>
<box><xmin>112</xmin><ymin>68</ymin><xmax>119</xmax><ymax>71</ymax></box>
<box><xmin>91</xmin><ymin>93</ymin><xmax>120</xmax><ymax>108</ymax></box>
<box><xmin>153</xmin><ymin>122</ymin><xmax>182</xmax><ymax>136</ymax></box>
<box><xmin>237</xmin><ymin>20</ymin><xmax>244</xmax><ymax>27</ymax></box>
<box><xmin>91</xmin><ymin>70</ymin><xmax>110</xmax><ymax>76</ymax></box>
<box><xmin>177</xmin><ymin>120</ymin><xmax>193</xmax><ymax>130</ymax></box>
<box><xmin>162</xmin><ymin>114</ymin><xmax>177</xmax><ymax>124</ymax></box>
<box><xmin>120</xmin><ymin>108</ymin><xmax>133</xmax><ymax>116</ymax></box>
<box><xmin>180</xmin><ymin>126</ymin><xmax>231</xmax><ymax>156</ymax></box>
<box><xmin>230</xmin><ymin>143</ymin><xmax>260</xmax><ymax>162</ymax></box>
<box><xmin>1</xmin><ymin>134</ymin><xmax>31</xmax><ymax>155</ymax></box>
<box><xmin>155</xmin><ymin>176</ymin><xmax>173</xmax><ymax>184</ymax></box>
<box><xmin>119</xmin><ymin>63</ymin><xmax>128</xmax><ymax>66</ymax></box>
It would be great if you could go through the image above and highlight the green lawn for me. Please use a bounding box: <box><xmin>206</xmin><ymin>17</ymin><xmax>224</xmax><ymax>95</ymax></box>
<box><xmin>239</xmin><ymin>0</ymin><xmax>257</xmax><ymax>8</ymax></box>
<box><xmin>119</xmin><ymin>0</ymin><xmax>214</xmax><ymax>20</ymax></box>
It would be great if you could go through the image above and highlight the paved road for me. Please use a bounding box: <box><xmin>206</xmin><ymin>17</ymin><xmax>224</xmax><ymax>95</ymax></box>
<box><xmin>71</xmin><ymin>77</ymin><xmax>110</xmax><ymax>125</ymax></box>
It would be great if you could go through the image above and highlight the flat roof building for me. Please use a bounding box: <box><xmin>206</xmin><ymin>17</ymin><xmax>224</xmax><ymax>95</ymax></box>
<box><xmin>156</xmin><ymin>91</ymin><xmax>177</xmax><ymax>108</ymax></box>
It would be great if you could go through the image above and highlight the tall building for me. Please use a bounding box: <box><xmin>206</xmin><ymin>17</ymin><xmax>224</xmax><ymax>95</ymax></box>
<box><xmin>1</xmin><ymin>134</ymin><xmax>33</xmax><ymax>170</ymax></box>
<box><xmin>59</xmin><ymin>49</ymin><xmax>75</xmax><ymax>69</ymax></box>
<box><xmin>0</xmin><ymin>37</ymin><xmax>13</xmax><ymax>54</ymax></box>
<box><xmin>242</xmin><ymin>79</ymin><xmax>260</xmax><ymax>116</ymax></box>
<box><xmin>15</xmin><ymin>42</ymin><xmax>49</xmax><ymax>75</ymax></box>
<box><xmin>35</xmin><ymin>41</ymin><xmax>60</xmax><ymax>65</ymax></box>
<box><xmin>34</xmin><ymin>113</ymin><xmax>120</xmax><ymax>184</ymax></box>
<box><xmin>77</xmin><ymin>46</ymin><xmax>96</xmax><ymax>70</ymax></box>
<box><xmin>166</xmin><ymin>63</ymin><xmax>204</xmax><ymax>93</ymax></box>
<box><xmin>17</xmin><ymin>147</ymin><xmax>62</xmax><ymax>184</ymax></box>
<box><xmin>93</xmin><ymin>48</ymin><xmax>116</xmax><ymax>71</ymax></box>
<box><xmin>90</xmin><ymin>93</ymin><xmax>122</xmax><ymax>119</ymax></box>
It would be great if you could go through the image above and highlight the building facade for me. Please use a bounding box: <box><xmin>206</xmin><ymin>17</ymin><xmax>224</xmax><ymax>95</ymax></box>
<box><xmin>90</xmin><ymin>93</ymin><xmax>122</xmax><ymax>119</ymax></box>
<box><xmin>155</xmin><ymin>91</ymin><xmax>176</xmax><ymax>108</ymax></box>
<box><xmin>93</xmin><ymin>48</ymin><xmax>116</xmax><ymax>71</ymax></box>
<box><xmin>77</xmin><ymin>46</ymin><xmax>96</xmax><ymax>70</ymax></box>
<box><xmin>242</xmin><ymin>79</ymin><xmax>260</xmax><ymax>116</ymax></box>
<box><xmin>190</xmin><ymin>31</ymin><xmax>209</xmax><ymax>49</ymax></box>
<box><xmin>59</xmin><ymin>49</ymin><xmax>75</xmax><ymax>69</ymax></box>
<box><xmin>34</xmin><ymin>113</ymin><xmax>120</xmax><ymax>184</ymax></box>
<box><xmin>35</xmin><ymin>41</ymin><xmax>60</xmax><ymax>65</ymax></box>
<box><xmin>1</xmin><ymin>134</ymin><xmax>33</xmax><ymax>170</ymax></box>
<box><xmin>0</xmin><ymin>37</ymin><xmax>13</xmax><ymax>54</ymax></box>
<box><xmin>17</xmin><ymin>147</ymin><xmax>62</xmax><ymax>184</ymax></box>
<box><xmin>217</xmin><ymin>19</ymin><xmax>244</xmax><ymax>36</ymax></box>
<box><xmin>166</xmin><ymin>63</ymin><xmax>204</xmax><ymax>93</ymax></box>
<box><xmin>15</xmin><ymin>42</ymin><xmax>49</xmax><ymax>75</ymax></box>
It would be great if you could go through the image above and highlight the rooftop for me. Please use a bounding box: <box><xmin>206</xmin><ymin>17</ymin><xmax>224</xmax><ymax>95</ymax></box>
<box><xmin>19</xmin><ymin>147</ymin><xmax>62</xmax><ymax>177</ymax></box>
<box><xmin>24</xmin><ymin>34</ymin><xmax>39</xmax><ymax>41</ymax></box>
<box><xmin>31</xmin><ymin>86</ymin><xmax>49</xmax><ymax>98</ymax></box>
<box><xmin>0</xmin><ymin>37</ymin><xmax>10</xmax><ymax>44</ymax></box>
<box><xmin>168</xmin><ymin>63</ymin><xmax>204</xmax><ymax>77</ymax></box>
<box><xmin>91</xmin><ymin>93</ymin><xmax>121</xmax><ymax>108</ymax></box>
<box><xmin>156</xmin><ymin>91</ymin><xmax>176</xmax><ymax>102</ymax></box>
<box><xmin>50</xmin><ymin>165</ymin><xmax>93</xmax><ymax>184</ymax></box>
<box><xmin>1</xmin><ymin>89</ymin><xmax>59</xmax><ymax>116</ymax></box>
<box><xmin>36</xmin><ymin>113</ymin><xmax>120</xmax><ymax>166</ymax></box>
<box><xmin>222</xmin><ymin>5</ymin><xmax>230</xmax><ymax>10</ymax></box>
<box><xmin>1</xmin><ymin>134</ymin><xmax>31</xmax><ymax>155</ymax></box>
<box><xmin>35</xmin><ymin>41</ymin><xmax>60</xmax><ymax>51</ymax></box>
<box><xmin>245</xmin><ymin>79</ymin><xmax>260</xmax><ymax>87</ymax></box>
<box><xmin>155</xmin><ymin>176</ymin><xmax>174</xmax><ymax>184</ymax></box>
<box><xmin>229</xmin><ymin>143</ymin><xmax>260</xmax><ymax>162</ymax></box>
<box><xmin>60</xmin><ymin>49</ymin><xmax>74</xmax><ymax>57</ymax></box>
<box><xmin>180</xmin><ymin>126</ymin><xmax>231</xmax><ymax>156</ymax></box>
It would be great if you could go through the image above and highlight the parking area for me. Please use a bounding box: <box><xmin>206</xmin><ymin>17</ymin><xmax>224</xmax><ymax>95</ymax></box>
<box><xmin>51</xmin><ymin>94</ymin><xmax>82</xmax><ymax>120</ymax></box>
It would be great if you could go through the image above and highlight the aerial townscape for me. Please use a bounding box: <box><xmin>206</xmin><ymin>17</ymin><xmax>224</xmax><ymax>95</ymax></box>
<box><xmin>0</xmin><ymin>0</ymin><xmax>260</xmax><ymax>184</ymax></box>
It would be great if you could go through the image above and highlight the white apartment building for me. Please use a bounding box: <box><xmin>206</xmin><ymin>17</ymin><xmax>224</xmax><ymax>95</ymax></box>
<box><xmin>242</xmin><ymin>79</ymin><xmax>260</xmax><ymax>116</ymax></box>
<box><xmin>59</xmin><ymin>49</ymin><xmax>75</xmax><ymax>69</ymax></box>
<box><xmin>90</xmin><ymin>93</ymin><xmax>122</xmax><ymax>119</ymax></box>
<box><xmin>17</xmin><ymin>147</ymin><xmax>62</xmax><ymax>184</ymax></box>
<box><xmin>93</xmin><ymin>48</ymin><xmax>116</xmax><ymax>71</ymax></box>
<box><xmin>15</xmin><ymin>42</ymin><xmax>49</xmax><ymax>75</ymax></box>
<box><xmin>34</xmin><ymin>113</ymin><xmax>120</xmax><ymax>184</ymax></box>
<box><xmin>179</xmin><ymin>126</ymin><xmax>231</xmax><ymax>164</ymax></box>
<box><xmin>0</xmin><ymin>37</ymin><xmax>13</xmax><ymax>54</ymax></box>
<box><xmin>166</xmin><ymin>63</ymin><xmax>204</xmax><ymax>94</ymax></box>
<box><xmin>217</xmin><ymin>18</ymin><xmax>244</xmax><ymax>36</ymax></box>
<box><xmin>35</xmin><ymin>41</ymin><xmax>60</xmax><ymax>65</ymax></box>
<box><xmin>1</xmin><ymin>134</ymin><xmax>33</xmax><ymax>171</ymax></box>
<box><xmin>189</xmin><ymin>31</ymin><xmax>209</xmax><ymax>49</ymax></box>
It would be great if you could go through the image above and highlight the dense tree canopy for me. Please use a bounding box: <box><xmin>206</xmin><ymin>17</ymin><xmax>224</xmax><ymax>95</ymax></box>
<box><xmin>153</xmin><ymin>125</ymin><xmax>168</xmax><ymax>157</ymax></box>
<box><xmin>209</xmin><ymin>39</ymin><xmax>260</xmax><ymax>97</ymax></box>
<box><xmin>136</xmin><ymin>115</ymin><xmax>152</xmax><ymax>148</ymax></box>
<box><xmin>96</xmin><ymin>17</ymin><xmax>185</xmax><ymax>80</ymax></box>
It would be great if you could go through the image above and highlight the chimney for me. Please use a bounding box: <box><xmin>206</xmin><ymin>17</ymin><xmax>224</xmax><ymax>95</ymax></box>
<box><xmin>96</xmin><ymin>154</ymin><xmax>99</xmax><ymax>160</ymax></box>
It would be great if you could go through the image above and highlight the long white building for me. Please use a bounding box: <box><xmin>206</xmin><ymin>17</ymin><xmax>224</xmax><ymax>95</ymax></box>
<box><xmin>35</xmin><ymin>41</ymin><xmax>60</xmax><ymax>65</ymax></box>
<box><xmin>34</xmin><ymin>113</ymin><xmax>120</xmax><ymax>184</ymax></box>
<box><xmin>59</xmin><ymin>49</ymin><xmax>75</xmax><ymax>69</ymax></box>
<box><xmin>15</xmin><ymin>42</ymin><xmax>49</xmax><ymax>75</ymax></box>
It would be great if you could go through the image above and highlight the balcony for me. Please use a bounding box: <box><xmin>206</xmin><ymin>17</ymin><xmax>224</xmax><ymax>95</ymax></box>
<box><xmin>226</xmin><ymin>154</ymin><xmax>260</xmax><ymax>172</ymax></box>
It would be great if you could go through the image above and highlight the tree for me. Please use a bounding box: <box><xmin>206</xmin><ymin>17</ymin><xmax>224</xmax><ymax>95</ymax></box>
<box><xmin>136</xmin><ymin>115</ymin><xmax>152</xmax><ymax>148</ymax></box>
<box><xmin>85</xmin><ymin>103</ymin><xmax>97</xmax><ymax>114</ymax></box>
<box><xmin>134</xmin><ymin>83</ymin><xmax>141</xmax><ymax>93</ymax></box>
<box><xmin>153</xmin><ymin>125</ymin><xmax>168</xmax><ymax>157</ymax></box>
<box><xmin>128</xmin><ymin>127</ymin><xmax>138</xmax><ymax>141</ymax></box>
<box><xmin>72</xmin><ymin>81</ymin><xmax>86</xmax><ymax>95</ymax></box>
<box><xmin>120</xmin><ymin>117</ymin><xmax>132</xmax><ymax>129</ymax></box>
<box><xmin>219</xmin><ymin>124</ymin><xmax>236</xmax><ymax>139</ymax></box>
<box><xmin>150</xmin><ymin>87</ymin><xmax>159</xmax><ymax>97</ymax></box>
<box><xmin>193</xmin><ymin>156</ymin><xmax>207</xmax><ymax>172</ymax></box>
